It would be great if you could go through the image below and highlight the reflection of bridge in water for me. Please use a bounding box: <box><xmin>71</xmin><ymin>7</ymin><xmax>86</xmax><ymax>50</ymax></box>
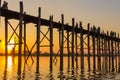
<box><xmin>1</xmin><ymin>1</ymin><xmax>120</xmax><ymax>79</ymax></box>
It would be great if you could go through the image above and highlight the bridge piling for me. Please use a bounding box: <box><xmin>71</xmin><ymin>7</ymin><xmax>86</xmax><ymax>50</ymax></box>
<box><xmin>49</xmin><ymin>15</ymin><xmax>53</xmax><ymax>71</ymax></box>
<box><xmin>71</xmin><ymin>18</ymin><xmax>75</xmax><ymax>69</ymax></box>
<box><xmin>97</xmin><ymin>27</ymin><xmax>101</xmax><ymax>70</ymax></box>
<box><xmin>92</xmin><ymin>26</ymin><xmax>96</xmax><ymax>71</ymax></box>
<box><xmin>36</xmin><ymin>7</ymin><xmax>41</xmax><ymax>74</ymax></box>
<box><xmin>118</xmin><ymin>33</ymin><xmax>120</xmax><ymax>72</ymax></box>
<box><xmin>18</xmin><ymin>1</ymin><xmax>23</xmax><ymax>76</ymax></box>
<box><xmin>80</xmin><ymin>22</ymin><xmax>84</xmax><ymax>72</ymax></box>
<box><xmin>60</xmin><ymin>14</ymin><xmax>64</xmax><ymax>71</ymax></box>
<box><xmin>75</xmin><ymin>23</ymin><xmax>78</xmax><ymax>68</ymax></box>
<box><xmin>111</xmin><ymin>31</ymin><xmax>115</xmax><ymax>72</ymax></box>
<box><xmin>24</xmin><ymin>12</ymin><xmax>26</xmax><ymax>57</ymax></box>
<box><xmin>66</xmin><ymin>25</ymin><xmax>70</xmax><ymax>69</ymax></box>
<box><xmin>87</xmin><ymin>23</ymin><xmax>90</xmax><ymax>71</ymax></box>
<box><xmin>5</xmin><ymin>16</ymin><xmax>8</xmax><ymax>63</ymax></box>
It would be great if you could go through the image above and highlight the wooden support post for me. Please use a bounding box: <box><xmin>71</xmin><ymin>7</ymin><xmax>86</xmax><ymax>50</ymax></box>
<box><xmin>87</xmin><ymin>23</ymin><xmax>90</xmax><ymax>71</ymax></box>
<box><xmin>104</xmin><ymin>33</ymin><xmax>108</xmax><ymax>71</ymax></box>
<box><xmin>97</xmin><ymin>27</ymin><xmax>101</xmax><ymax>70</ymax></box>
<box><xmin>75</xmin><ymin>23</ymin><xmax>78</xmax><ymax>68</ymax></box>
<box><xmin>60</xmin><ymin>14</ymin><xmax>64</xmax><ymax>71</ymax></box>
<box><xmin>101</xmin><ymin>31</ymin><xmax>104</xmax><ymax>58</ymax></box>
<box><xmin>80</xmin><ymin>22</ymin><xmax>84</xmax><ymax>72</ymax></box>
<box><xmin>67</xmin><ymin>29</ymin><xmax>70</xmax><ymax>69</ymax></box>
<box><xmin>118</xmin><ymin>33</ymin><xmax>120</xmax><ymax>72</ymax></box>
<box><xmin>92</xmin><ymin>26</ymin><xmax>96</xmax><ymax>71</ymax></box>
<box><xmin>115</xmin><ymin>33</ymin><xmax>117</xmax><ymax>71</ymax></box>
<box><xmin>36</xmin><ymin>7</ymin><xmax>41</xmax><ymax>73</ymax></box>
<box><xmin>49</xmin><ymin>16</ymin><xmax>53</xmax><ymax>71</ymax></box>
<box><xmin>102</xmin><ymin>31</ymin><xmax>104</xmax><ymax>70</ymax></box>
<box><xmin>18</xmin><ymin>1</ymin><xmax>23</xmax><ymax>75</ymax></box>
<box><xmin>107</xmin><ymin>31</ymin><xmax>111</xmax><ymax>71</ymax></box>
<box><xmin>24</xmin><ymin>13</ymin><xmax>26</xmax><ymax>57</ymax></box>
<box><xmin>5</xmin><ymin>17</ymin><xmax>8</xmax><ymax>62</ymax></box>
<box><xmin>71</xmin><ymin>18</ymin><xmax>75</xmax><ymax>69</ymax></box>
<box><xmin>111</xmin><ymin>31</ymin><xmax>114</xmax><ymax>72</ymax></box>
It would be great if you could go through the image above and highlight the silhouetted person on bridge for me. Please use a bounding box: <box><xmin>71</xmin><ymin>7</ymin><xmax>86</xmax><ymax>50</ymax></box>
<box><xmin>2</xmin><ymin>1</ymin><xmax>8</xmax><ymax>9</ymax></box>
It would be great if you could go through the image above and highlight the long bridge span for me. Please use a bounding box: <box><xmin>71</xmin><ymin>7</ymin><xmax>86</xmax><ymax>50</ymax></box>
<box><xmin>0</xmin><ymin>1</ymin><xmax>120</xmax><ymax>76</ymax></box>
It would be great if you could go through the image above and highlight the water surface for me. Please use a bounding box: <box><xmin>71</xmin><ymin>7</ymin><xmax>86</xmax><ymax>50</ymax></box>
<box><xmin>0</xmin><ymin>56</ymin><xmax>120</xmax><ymax>80</ymax></box>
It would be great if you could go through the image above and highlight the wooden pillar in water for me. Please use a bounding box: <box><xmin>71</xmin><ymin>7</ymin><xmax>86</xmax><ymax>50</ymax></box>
<box><xmin>107</xmin><ymin>31</ymin><xmax>111</xmax><ymax>71</ymax></box>
<box><xmin>75</xmin><ymin>23</ymin><xmax>78</xmax><ymax>68</ymax></box>
<box><xmin>80</xmin><ymin>22</ymin><xmax>84</xmax><ymax>72</ymax></box>
<box><xmin>87</xmin><ymin>23</ymin><xmax>90</xmax><ymax>71</ymax></box>
<box><xmin>92</xmin><ymin>26</ymin><xmax>96</xmax><ymax>71</ymax></box>
<box><xmin>49</xmin><ymin>16</ymin><xmax>53</xmax><ymax>71</ymax></box>
<box><xmin>71</xmin><ymin>18</ymin><xmax>75</xmax><ymax>68</ymax></box>
<box><xmin>118</xmin><ymin>33</ymin><xmax>120</xmax><ymax>72</ymax></box>
<box><xmin>97</xmin><ymin>27</ymin><xmax>101</xmax><ymax>70</ymax></box>
<box><xmin>60</xmin><ymin>14</ymin><xmax>64</xmax><ymax>71</ymax></box>
<box><xmin>111</xmin><ymin>31</ymin><xmax>114</xmax><ymax>72</ymax></box>
<box><xmin>104</xmin><ymin>33</ymin><xmax>108</xmax><ymax>71</ymax></box>
<box><xmin>24</xmin><ymin>13</ymin><xmax>26</xmax><ymax>57</ymax></box>
<box><xmin>5</xmin><ymin>17</ymin><xmax>8</xmax><ymax>62</ymax></box>
<box><xmin>18</xmin><ymin>1</ymin><xmax>23</xmax><ymax>75</ymax></box>
<box><xmin>36</xmin><ymin>7</ymin><xmax>41</xmax><ymax>73</ymax></box>
<box><xmin>102</xmin><ymin>31</ymin><xmax>104</xmax><ymax>69</ymax></box>
<box><xmin>115</xmin><ymin>33</ymin><xmax>117</xmax><ymax>71</ymax></box>
<box><xmin>67</xmin><ymin>27</ymin><xmax>70</xmax><ymax>69</ymax></box>
<box><xmin>101</xmin><ymin>31</ymin><xmax>104</xmax><ymax>58</ymax></box>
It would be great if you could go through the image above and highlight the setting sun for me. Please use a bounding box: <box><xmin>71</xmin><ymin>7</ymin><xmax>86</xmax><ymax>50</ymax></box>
<box><xmin>7</xmin><ymin>40</ymin><xmax>15</xmax><ymax>52</ymax></box>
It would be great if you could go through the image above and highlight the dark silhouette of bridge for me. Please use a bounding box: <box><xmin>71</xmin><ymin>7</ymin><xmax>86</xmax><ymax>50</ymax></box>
<box><xmin>0</xmin><ymin>1</ymin><xmax>120</xmax><ymax>79</ymax></box>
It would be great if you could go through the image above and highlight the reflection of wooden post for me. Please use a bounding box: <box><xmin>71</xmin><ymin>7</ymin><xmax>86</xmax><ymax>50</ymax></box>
<box><xmin>80</xmin><ymin>22</ymin><xmax>84</xmax><ymax>72</ymax></box>
<box><xmin>4</xmin><ymin>57</ymin><xmax>8</xmax><ymax>80</ymax></box>
<box><xmin>49</xmin><ymin>16</ymin><xmax>53</xmax><ymax>71</ymax></box>
<box><xmin>36</xmin><ymin>7</ymin><xmax>41</xmax><ymax>73</ymax></box>
<box><xmin>87</xmin><ymin>23</ymin><xmax>90</xmax><ymax>71</ymax></box>
<box><xmin>60</xmin><ymin>14</ymin><xmax>64</xmax><ymax>71</ymax></box>
<box><xmin>18</xmin><ymin>1</ymin><xmax>23</xmax><ymax>75</ymax></box>
<box><xmin>5</xmin><ymin>17</ymin><xmax>8</xmax><ymax>60</ymax></box>
<box><xmin>71</xmin><ymin>18</ymin><xmax>75</xmax><ymax>68</ymax></box>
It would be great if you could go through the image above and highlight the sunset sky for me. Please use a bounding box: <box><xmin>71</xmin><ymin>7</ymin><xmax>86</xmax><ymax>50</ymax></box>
<box><xmin>0</xmin><ymin>0</ymin><xmax>120</xmax><ymax>53</ymax></box>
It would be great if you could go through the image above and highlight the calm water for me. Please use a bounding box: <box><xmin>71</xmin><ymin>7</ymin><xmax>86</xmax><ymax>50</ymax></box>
<box><xmin>0</xmin><ymin>56</ymin><xmax>120</xmax><ymax>80</ymax></box>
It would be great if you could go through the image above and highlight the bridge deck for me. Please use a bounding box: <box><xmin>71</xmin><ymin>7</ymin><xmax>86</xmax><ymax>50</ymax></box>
<box><xmin>0</xmin><ymin>8</ymin><xmax>119</xmax><ymax>41</ymax></box>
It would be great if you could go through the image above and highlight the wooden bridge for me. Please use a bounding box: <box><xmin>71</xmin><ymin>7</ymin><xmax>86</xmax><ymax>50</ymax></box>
<box><xmin>0</xmin><ymin>1</ymin><xmax>120</xmax><ymax>75</ymax></box>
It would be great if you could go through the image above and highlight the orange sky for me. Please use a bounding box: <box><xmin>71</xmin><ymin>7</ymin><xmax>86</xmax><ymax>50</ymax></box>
<box><xmin>0</xmin><ymin>0</ymin><xmax>120</xmax><ymax>53</ymax></box>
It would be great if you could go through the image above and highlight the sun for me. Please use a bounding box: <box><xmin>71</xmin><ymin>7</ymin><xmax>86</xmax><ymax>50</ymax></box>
<box><xmin>7</xmin><ymin>40</ymin><xmax>15</xmax><ymax>52</ymax></box>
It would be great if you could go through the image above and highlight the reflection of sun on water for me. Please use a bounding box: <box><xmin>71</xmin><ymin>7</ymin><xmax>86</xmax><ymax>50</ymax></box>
<box><xmin>7</xmin><ymin>56</ymin><xmax>13</xmax><ymax>71</ymax></box>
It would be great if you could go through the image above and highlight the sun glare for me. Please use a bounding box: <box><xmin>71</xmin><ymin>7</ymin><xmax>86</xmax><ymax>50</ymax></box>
<box><xmin>8</xmin><ymin>40</ymin><xmax>15</xmax><ymax>52</ymax></box>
